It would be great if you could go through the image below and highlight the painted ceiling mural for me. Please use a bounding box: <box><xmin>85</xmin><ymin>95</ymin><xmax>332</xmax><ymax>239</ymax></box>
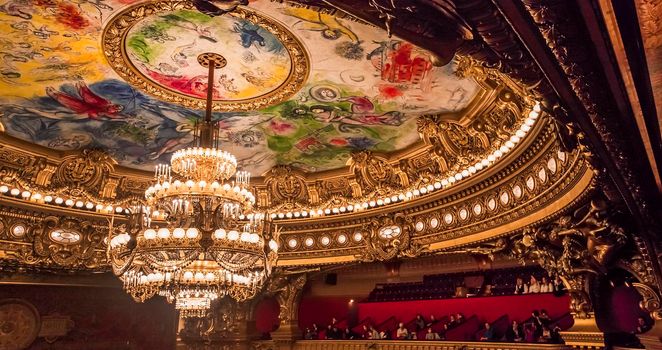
<box><xmin>0</xmin><ymin>0</ymin><xmax>479</xmax><ymax>175</ymax></box>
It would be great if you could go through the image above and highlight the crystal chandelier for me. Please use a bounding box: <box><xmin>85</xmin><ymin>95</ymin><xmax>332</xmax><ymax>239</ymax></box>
<box><xmin>108</xmin><ymin>53</ymin><xmax>278</xmax><ymax>317</ymax></box>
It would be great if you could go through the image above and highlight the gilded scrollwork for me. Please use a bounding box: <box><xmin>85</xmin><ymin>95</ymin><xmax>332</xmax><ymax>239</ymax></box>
<box><xmin>349</xmin><ymin>151</ymin><xmax>401</xmax><ymax>195</ymax></box>
<box><xmin>264</xmin><ymin>166</ymin><xmax>308</xmax><ymax>207</ymax></box>
<box><xmin>356</xmin><ymin>213</ymin><xmax>426</xmax><ymax>262</ymax></box>
<box><xmin>510</xmin><ymin>197</ymin><xmax>629</xmax><ymax>318</ymax></box>
<box><xmin>266</xmin><ymin>273</ymin><xmax>307</xmax><ymax>325</ymax></box>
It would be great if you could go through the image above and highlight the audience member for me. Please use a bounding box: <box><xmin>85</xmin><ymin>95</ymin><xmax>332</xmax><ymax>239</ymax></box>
<box><xmin>415</xmin><ymin>314</ymin><xmax>426</xmax><ymax>331</ymax></box>
<box><xmin>505</xmin><ymin>321</ymin><xmax>524</xmax><ymax>342</ymax></box>
<box><xmin>326</xmin><ymin>325</ymin><xmax>341</xmax><ymax>340</ymax></box>
<box><xmin>540</xmin><ymin>326</ymin><xmax>551</xmax><ymax>342</ymax></box>
<box><xmin>425</xmin><ymin>327</ymin><xmax>441</xmax><ymax>340</ymax></box>
<box><xmin>540</xmin><ymin>276</ymin><xmax>553</xmax><ymax>293</ymax></box>
<box><xmin>396</xmin><ymin>322</ymin><xmax>409</xmax><ymax>339</ymax></box>
<box><xmin>447</xmin><ymin>315</ymin><xmax>457</xmax><ymax>328</ymax></box>
<box><xmin>514</xmin><ymin>277</ymin><xmax>528</xmax><ymax>294</ymax></box>
<box><xmin>637</xmin><ymin>317</ymin><xmax>652</xmax><ymax>334</ymax></box>
<box><xmin>311</xmin><ymin>324</ymin><xmax>320</xmax><ymax>339</ymax></box>
<box><xmin>368</xmin><ymin>325</ymin><xmax>380</xmax><ymax>340</ymax></box>
<box><xmin>344</xmin><ymin>327</ymin><xmax>359</xmax><ymax>340</ymax></box>
<box><xmin>552</xmin><ymin>275</ymin><xmax>566</xmax><ymax>296</ymax></box>
<box><xmin>379</xmin><ymin>330</ymin><xmax>390</xmax><ymax>340</ymax></box>
<box><xmin>456</xmin><ymin>313</ymin><xmax>465</xmax><ymax>323</ymax></box>
<box><xmin>480</xmin><ymin>322</ymin><xmax>495</xmax><ymax>341</ymax></box>
<box><xmin>304</xmin><ymin>328</ymin><xmax>315</xmax><ymax>340</ymax></box>
<box><xmin>549</xmin><ymin>325</ymin><xmax>562</xmax><ymax>344</ymax></box>
<box><xmin>426</xmin><ymin>314</ymin><xmax>437</xmax><ymax>327</ymax></box>
<box><xmin>530</xmin><ymin>310</ymin><xmax>544</xmax><ymax>339</ymax></box>
<box><xmin>528</xmin><ymin>276</ymin><xmax>541</xmax><ymax>293</ymax></box>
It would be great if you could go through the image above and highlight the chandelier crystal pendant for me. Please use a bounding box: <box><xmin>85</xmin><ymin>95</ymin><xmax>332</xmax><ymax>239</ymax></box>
<box><xmin>108</xmin><ymin>53</ymin><xmax>278</xmax><ymax>317</ymax></box>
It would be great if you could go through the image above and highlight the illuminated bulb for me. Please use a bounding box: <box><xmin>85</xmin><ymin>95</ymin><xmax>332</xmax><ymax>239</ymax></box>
<box><xmin>44</xmin><ymin>196</ymin><xmax>53</xmax><ymax>203</ymax></box>
<box><xmin>278</xmin><ymin>213</ymin><xmax>285</xmax><ymax>219</ymax></box>
<box><xmin>317</xmin><ymin>209</ymin><xmax>323</xmax><ymax>215</ymax></box>
<box><xmin>369</xmin><ymin>201</ymin><xmax>376</xmax><ymax>207</ymax></box>
<box><xmin>184</xmin><ymin>271</ymin><xmax>194</xmax><ymax>281</ymax></box>
<box><xmin>461</xmin><ymin>170</ymin><xmax>470</xmax><ymax>178</ymax></box>
<box><xmin>528</xmin><ymin>110</ymin><xmax>539</xmax><ymax>119</ymax></box>
<box><xmin>377</xmin><ymin>199</ymin><xmax>384</xmax><ymax>205</ymax></box>
<box><xmin>115</xmin><ymin>206</ymin><xmax>123</xmax><ymax>213</ymax></box>
<box><xmin>487</xmin><ymin>155</ymin><xmax>496</xmax><ymax>162</ymax></box>
<box><xmin>362</xmin><ymin>202</ymin><xmax>369</xmax><ymax>209</ymax></box>
<box><xmin>302</xmin><ymin>211</ymin><xmax>309</xmax><ymax>217</ymax></box>
<box><xmin>434</xmin><ymin>182</ymin><xmax>442</xmax><ymax>189</ymax></box>
<box><xmin>172</xmin><ymin>228</ymin><xmax>185</xmax><ymax>238</ymax></box>
<box><xmin>186</xmin><ymin>228</ymin><xmax>199</xmax><ymax>239</ymax></box>
<box><xmin>499</xmin><ymin>145</ymin><xmax>508</xmax><ymax>153</ymax></box>
<box><xmin>75</xmin><ymin>201</ymin><xmax>84</xmax><ymax>208</ymax></box>
<box><xmin>294</xmin><ymin>211</ymin><xmax>301</xmax><ymax>217</ymax></box>
<box><xmin>521</xmin><ymin>124</ymin><xmax>531</xmax><ymax>132</ymax></box>
<box><xmin>65</xmin><ymin>199</ymin><xmax>74</xmax><ymax>206</ymax></box>
<box><xmin>10</xmin><ymin>188</ymin><xmax>20</xmax><ymax>196</ymax></box>
<box><xmin>324</xmin><ymin>208</ymin><xmax>331</xmax><ymax>214</ymax></box>
<box><xmin>198</xmin><ymin>180</ymin><xmax>207</xmax><ymax>188</ymax></box>
<box><xmin>270</xmin><ymin>213</ymin><xmax>277</xmax><ymax>219</ymax></box>
<box><xmin>185</xmin><ymin>180</ymin><xmax>194</xmax><ymax>188</ymax></box>
<box><xmin>494</xmin><ymin>150</ymin><xmax>503</xmax><ymax>158</ymax></box>
<box><xmin>194</xmin><ymin>272</ymin><xmax>205</xmax><ymax>282</ymax></box>
<box><xmin>332</xmin><ymin>208</ymin><xmax>339</xmax><ymax>214</ymax></box>
<box><xmin>413</xmin><ymin>189</ymin><xmax>420</xmax><ymax>196</ymax></box>
<box><xmin>441</xmin><ymin>179</ymin><xmax>449</xmax><ymax>186</ymax></box>
<box><xmin>390</xmin><ymin>195</ymin><xmax>398</xmax><ymax>202</ymax></box>
<box><xmin>505</xmin><ymin>141</ymin><xmax>515</xmax><ymax>149</ymax></box>
<box><xmin>0</xmin><ymin>185</ymin><xmax>8</xmax><ymax>193</ymax></box>
<box><xmin>533</xmin><ymin>103</ymin><xmax>542</xmax><ymax>112</ymax></box>
<box><xmin>286</xmin><ymin>212</ymin><xmax>293</xmax><ymax>218</ymax></box>
<box><xmin>205</xmin><ymin>273</ymin><xmax>215</xmax><ymax>281</ymax></box>
<box><xmin>448</xmin><ymin>176</ymin><xmax>456</xmax><ymax>184</ymax></box>
<box><xmin>346</xmin><ymin>205</ymin><xmax>354</xmax><ymax>211</ymax></box>
<box><xmin>144</xmin><ymin>229</ymin><xmax>156</xmax><ymax>240</ymax></box>
<box><xmin>214</xmin><ymin>228</ymin><xmax>226</xmax><ymax>239</ymax></box>
<box><xmin>468</xmin><ymin>166</ymin><xmax>477</xmax><ymax>174</ymax></box>
<box><xmin>427</xmin><ymin>184</ymin><xmax>435</xmax><ymax>192</ymax></box>
<box><xmin>406</xmin><ymin>191</ymin><xmax>413</xmax><ymax>198</ymax></box>
<box><xmin>419</xmin><ymin>187</ymin><xmax>427</xmax><ymax>194</ymax></box>
<box><xmin>525</xmin><ymin>118</ymin><xmax>535</xmax><ymax>126</ymax></box>
<box><xmin>157</xmin><ymin>228</ymin><xmax>170</xmax><ymax>239</ymax></box>
<box><xmin>228</xmin><ymin>230</ymin><xmax>239</xmax><ymax>241</ymax></box>
<box><xmin>515</xmin><ymin>130</ymin><xmax>526</xmax><ymax>138</ymax></box>
<box><xmin>105</xmin><ymin>205</ymin><xmax>113</xmax><ymax>212</ymax></box>
<box><xmin>240</xmin><ymin>231</ymin><xmax>250</xmax><ymax>242</ymax></box>
<box><xmin>21</xmin><ymin>191</ymin><xmax>31</xmax><ymax>198</ymax></box>
<box><xmin>454</xmin><ymin>173</ymin><xmax>463</xmax><ymax>181</ymax></box>
<box><xmin>32</xmin><ymin>193</ymin><xmax>42</xmax><ymax>200</ymax></box>
<box><xmin>398</xmin><ymin>194</ymin><xmax>406</xmax><ymax>200</ymax></box>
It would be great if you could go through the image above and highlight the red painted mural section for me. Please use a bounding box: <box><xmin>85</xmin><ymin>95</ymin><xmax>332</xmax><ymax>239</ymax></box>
<box><xmin>2</xmin><ymin>284</ymin><xmax>177</xmax><ymax>349</ymax></box>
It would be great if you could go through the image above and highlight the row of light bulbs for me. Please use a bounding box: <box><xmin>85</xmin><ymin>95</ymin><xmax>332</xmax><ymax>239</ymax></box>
<box><xmin>267</xmin><ymin>102</ymin><xmax>542</xmax><ymax>221</ymax></box>
<box><xmin>0</xmin><ymin>185</ymin><xmax>126</xmax><ymax>214</ymax></box>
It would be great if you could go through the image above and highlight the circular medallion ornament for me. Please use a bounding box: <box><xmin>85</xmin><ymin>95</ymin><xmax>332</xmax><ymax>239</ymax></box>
<box><xmin>103</xmin><ymin>1</ymin><xmax>309</xmax><ymax>111</ymax></box>
<box><xmin>0</xmin><ymin>299</ymin><xmax>40</xmax><ymax>350</ymax></box>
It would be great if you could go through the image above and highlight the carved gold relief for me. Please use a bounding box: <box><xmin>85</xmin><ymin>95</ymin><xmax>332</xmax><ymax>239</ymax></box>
<box><xmin>356</xmin><ymin>213</ymin><xmax>426</xmax><ymax>262</ymax></box>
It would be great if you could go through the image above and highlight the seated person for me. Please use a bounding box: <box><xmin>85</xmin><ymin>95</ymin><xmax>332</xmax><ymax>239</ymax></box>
<box><xmin>415</xmin><ymin>314</ymin><xmax>426</xmax><ymax>331</ymax></box>
<box><xmin>505</xmin><ymin>321</ymin><xmax>524</xmax><ymax>342</ymax></box>
<box><xmin>304</xmin><ymin>328</ymin><xmax>315</xmax><ymax>339</ymax></box>
<box><xmin>480</xmin><ymin>322</ymin><xmax>496</xmax><ymax>341</ymax></box>
<box><xmin>549</xmin><ymin>326</ymin><xmax>562</xmax><ymax>344</ymax></box>
<box><xmin>426</xmin><ymin>314</ymin><xmax>438</xmax><ymax>327</ymax></box>
<box><xmin>540</xmin><ymin>276</ymin><xmax>553</xmax><ymax>293</ymax></box>
<box><xmin>344</xmin><ymin>327</ymin><xmax>359</xmax><ymax>340</ymax></box>
<box><xmin>447</xmin><ymin>315</ymin><xmax>457</xmax><ymax>328</ymax></box>
<box><xmin>424</xmin><ymin>327</ymin><xmax>441</xmax><ymax>340</ymax></box>
<box><xmin>528</xmin><ymin>276</ymin><xmax>541</xmax><ymax>293</ymax></box>
<box><xmin>396</xmin><ymin>323</ymin><xmax>409</xmax><ymax>339</ymax></box>
<box><xmin>552</xmin><ymin>275</ymin><xmax>566</xmax><ymax>296</ymax></box>
<box><xmin>379</xmin><ymin>330</ymin><xmax>390</xmax><ymax>340</ymax></box>
<box><xmin>368</xmin><ymin>325</ymin><xmax>380</xmax><ymax>340</ymax></box>
<box><xmin>514</xmin><ymin>277</ymin><xmax>528</xmax><ymax>294</ymax></box>
<box><xmin>456</xmin><ymin>313</ymin><xmax>465</xmax><ymax>323</ymax></box>
<box><xmin>326</xmin><ymin>325</ymin><xmax>341</xmax><ymax>340</ymax></box>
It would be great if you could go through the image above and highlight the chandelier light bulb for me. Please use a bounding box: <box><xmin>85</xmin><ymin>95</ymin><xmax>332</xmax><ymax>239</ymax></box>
<box><xmin>0</xmin><ymin>185</ymin><xmax>8</xmax><ymax>193</ymax></box>
<box><xmin>157</xmin><ymin>228</ymin><xmax>170</xmax><ymax>239</ymax></box>
<box><xmin>185</xmin><ymin>228</ymin><xmax>199</xmax><ymax>239</ymax></box>
<box><xmin>144</xmin><ymin>229</ymin><xmax>157</xmax><ymax>240</ymax></box>
<box><xmin>172</xmin><ymin>228</ymin><xmax>185</xmax><ymax>239</ymax></box>
<box><xmin>10</xmin><ymin>188</ymin><xmax>20</xmax><ymax>196</ymax></box>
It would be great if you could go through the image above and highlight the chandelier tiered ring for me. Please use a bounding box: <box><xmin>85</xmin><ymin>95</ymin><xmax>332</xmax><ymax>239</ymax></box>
<box><xmin>108</xmin><ymin>53</ymin><xmax>278</xmax><ymax>318</ymax></box>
